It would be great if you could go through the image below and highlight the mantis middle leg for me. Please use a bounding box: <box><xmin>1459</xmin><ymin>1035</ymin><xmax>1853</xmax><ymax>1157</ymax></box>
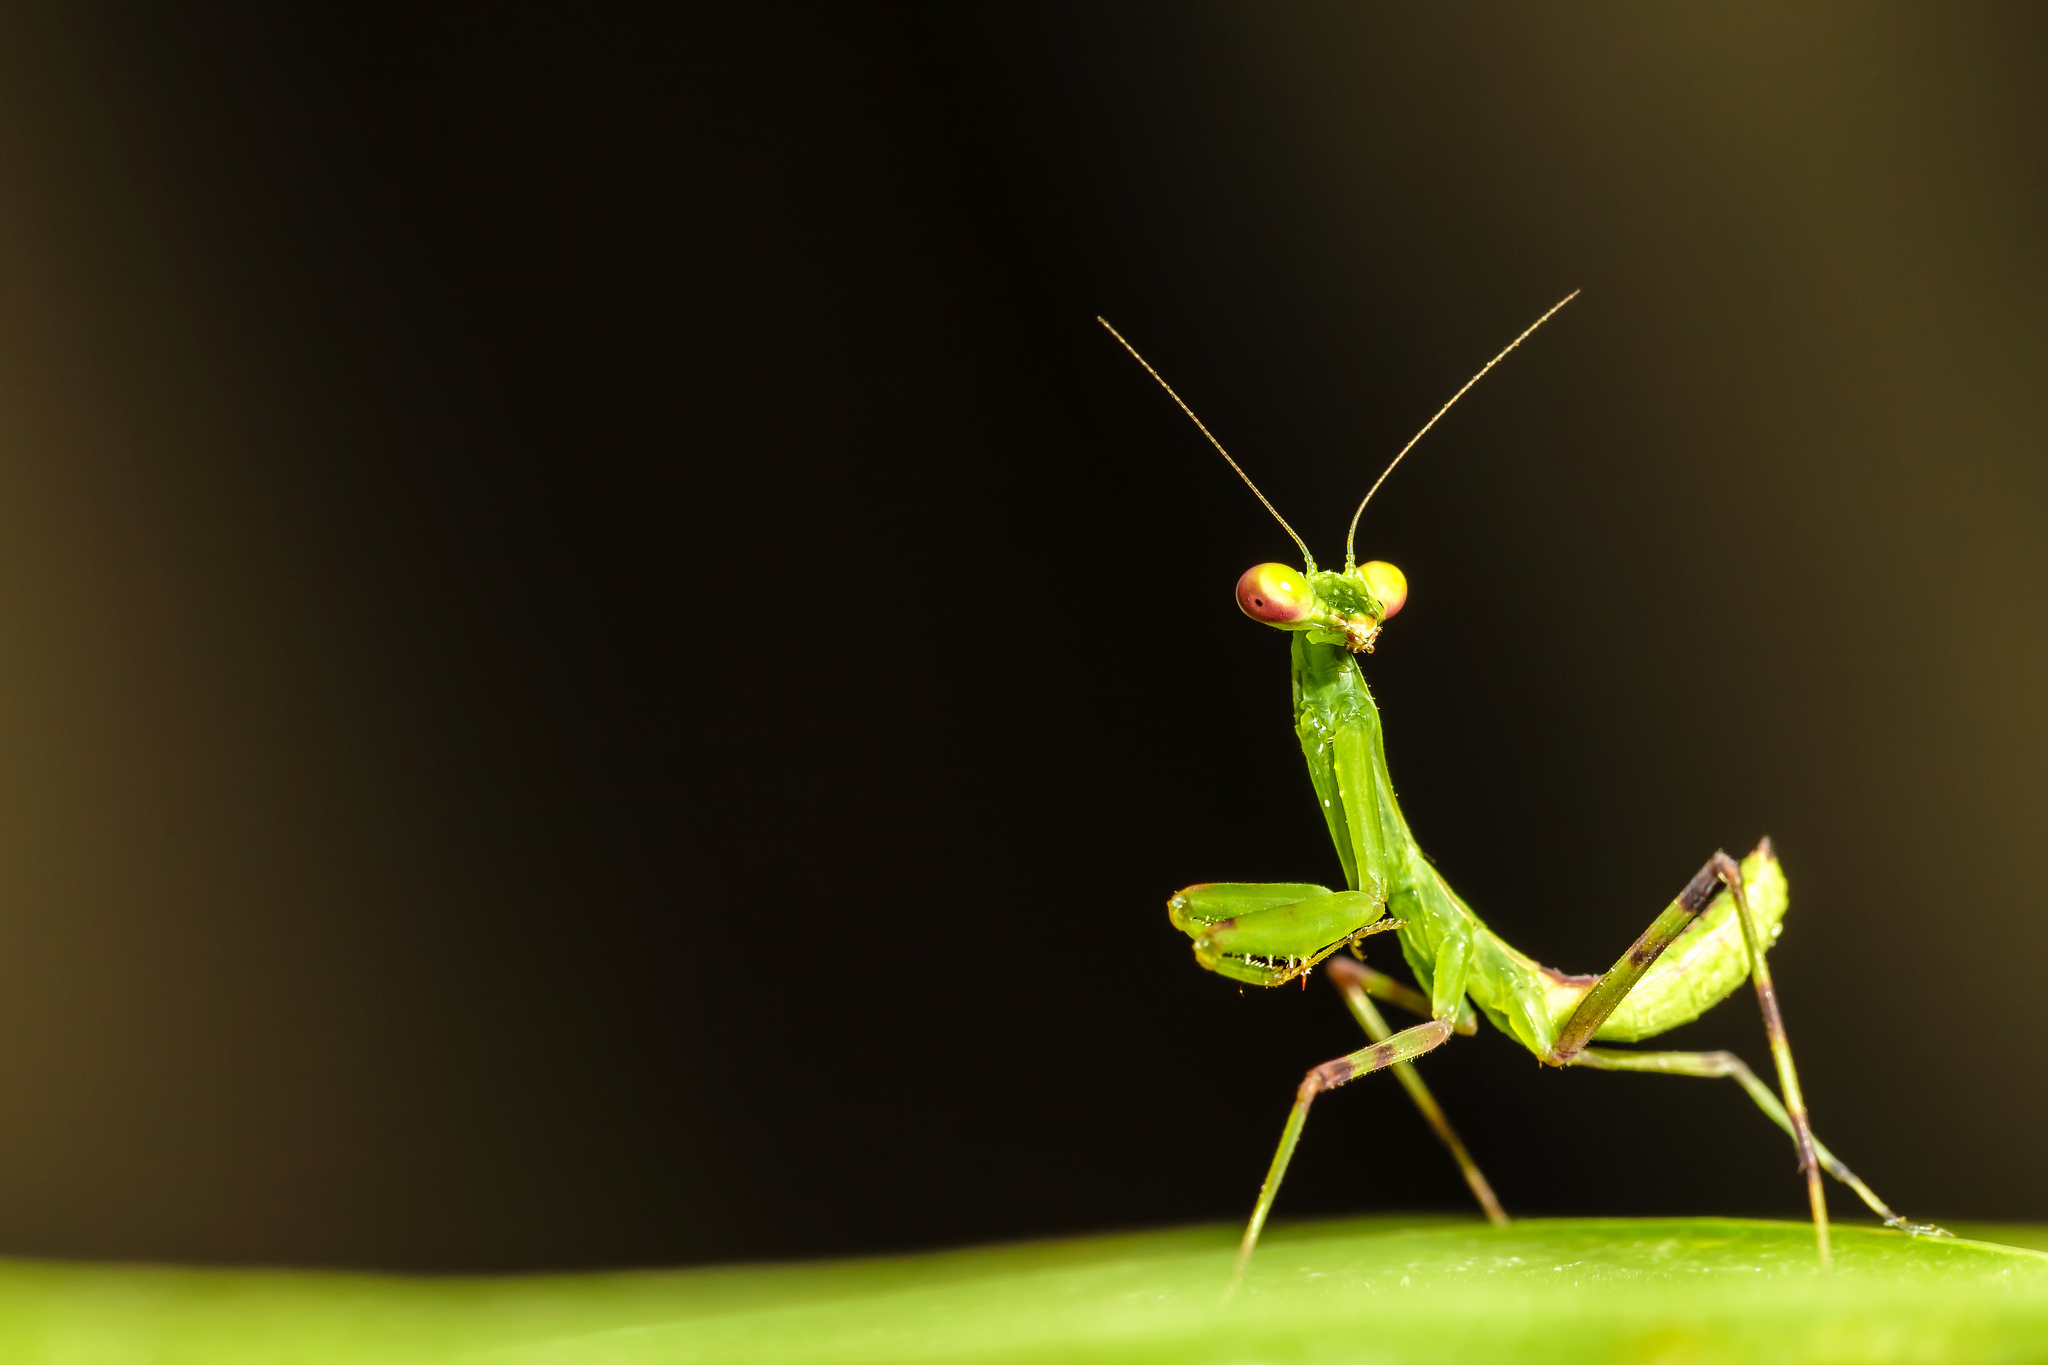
<box><xmin>1324</xmin><ymin>957</ymin><xmax>1508</xmax><ymax>1228</ymax></box>
<box><xmin>1230</xmin><ymin>1016</ymin><xmax>1455</xmax><ymax>1292</ymax></box>
<box><xmin>1570</xmin><ymin>1047</ymin><xmax>1945</xmax><ymax>1236</ymax></box>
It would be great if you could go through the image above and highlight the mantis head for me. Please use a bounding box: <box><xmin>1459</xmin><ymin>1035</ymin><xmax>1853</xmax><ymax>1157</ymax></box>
<box><xmin>1237</xmin><ymin>559</ymin><xmax>1406</xmax><ymax>654</ymax></box>
<box><xmin>1098</xmin><ymin>291</ymin><xmax>1576</xmax><ymax>655</ymax></box>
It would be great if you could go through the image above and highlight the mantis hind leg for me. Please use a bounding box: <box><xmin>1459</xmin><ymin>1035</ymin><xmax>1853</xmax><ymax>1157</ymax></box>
<box><xmin>1571</xmin><ymin>1047</ymin><xmax>1946</xmax><ymax>1236</ymax></box>
<box><xmin>1549</xmin><ymin>848</ymin><xmax>1835</xmax><ymax>1266</ymax></box>
<box><xmin>1229</xmin><ymin>1017</ymin><xmax>1455</xmax><ymax>1295</ymax></box>
<box><xmin>1324</xmin><ymin>957</ymin><xmax>1508</xmax><ymax>1228</ymax></box>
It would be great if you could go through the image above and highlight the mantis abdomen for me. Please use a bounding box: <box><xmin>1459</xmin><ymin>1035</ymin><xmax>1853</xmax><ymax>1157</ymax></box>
<box><xmin>1405</xmin><ymin>848</ymin><xmax>1789</xmax><ymax>1053</ymax></box>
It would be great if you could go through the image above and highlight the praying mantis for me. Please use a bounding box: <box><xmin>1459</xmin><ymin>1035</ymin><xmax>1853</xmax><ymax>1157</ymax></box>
<box><xmin>1099</xmin><ymin>296</ymin><xmax>1943</xmax><ymax>1289</ymax></box>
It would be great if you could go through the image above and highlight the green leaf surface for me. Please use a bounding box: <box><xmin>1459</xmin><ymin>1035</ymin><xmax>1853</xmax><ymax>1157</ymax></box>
<box><xmin>2</xmin><ymin>1218</ymin><xmax>2046</xmax><ymax>1364</ymax></box>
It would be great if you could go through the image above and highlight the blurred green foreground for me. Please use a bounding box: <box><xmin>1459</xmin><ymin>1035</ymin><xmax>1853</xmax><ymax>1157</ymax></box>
<box><xmin>2</xmin><ymin>1218</ymin><xmax>2045</xmax><ymax>1364</ymax></box>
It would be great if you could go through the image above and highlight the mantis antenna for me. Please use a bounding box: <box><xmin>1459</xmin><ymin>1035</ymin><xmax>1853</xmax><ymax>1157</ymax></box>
<box><xmin>1098</xmin><ymin>316</ymin><xmax>1319</xmax><ymax>573</ymax></box>
<box><xmin>1342</xmin><ymin>289</ymin><xmax>1580</xmax><ymax>570</ymax></box>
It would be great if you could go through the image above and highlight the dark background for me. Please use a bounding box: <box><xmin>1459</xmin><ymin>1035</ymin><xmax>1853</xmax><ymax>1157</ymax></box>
<box><xmin>0</xmin><ymin>2</ymin><xmax>2040</xmax><ymax>1272</ymax></box>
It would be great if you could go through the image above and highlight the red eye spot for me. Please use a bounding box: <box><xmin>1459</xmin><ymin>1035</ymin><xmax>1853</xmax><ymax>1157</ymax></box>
<box><xmin>1236</xmin><ymin>563</ymin><xmax>1312</xmax><ymax>625</ymax></box>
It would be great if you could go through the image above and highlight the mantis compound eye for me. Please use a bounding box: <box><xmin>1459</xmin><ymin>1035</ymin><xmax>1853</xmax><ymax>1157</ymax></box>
<box><xmin>1236</xmin><ymin>563</ymin><xmax>1314</xmax><ymax>624</ymax></box>
<box><xmin>1359</xmin><ymin>560</ymin><xmax>1407</xmax><ymax>619</ymax></box>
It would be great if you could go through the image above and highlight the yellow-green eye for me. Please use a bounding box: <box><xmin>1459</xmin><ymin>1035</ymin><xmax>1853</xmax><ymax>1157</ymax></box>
<box><xmin>1360</xmin><ymin>560</ymin><xmax>1407</xmax><ymax>618</ymax></box>
<box><xmin>1236</xmin><ymin>563</ymin><xmax>1313</xmax><ymax>624</ymax></box>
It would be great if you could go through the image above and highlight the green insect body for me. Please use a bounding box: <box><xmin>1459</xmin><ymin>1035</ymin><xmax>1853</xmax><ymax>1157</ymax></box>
<box><xmin>1262</xmin><ymin>620</ymin><xmax>1789</xmax><ymax>1053</ymax></box>
<box><xmin>1099</xmin><ymin>299</ymin><xmax>1938</xmax><ymax>1289</ymax></box>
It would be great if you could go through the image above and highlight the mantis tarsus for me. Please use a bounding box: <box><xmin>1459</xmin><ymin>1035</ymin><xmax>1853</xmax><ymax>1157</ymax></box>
<box><xmin>1099</xmin><ymin>297</ymin><xmax>1943</xmax><ymax>1289</ymax></box>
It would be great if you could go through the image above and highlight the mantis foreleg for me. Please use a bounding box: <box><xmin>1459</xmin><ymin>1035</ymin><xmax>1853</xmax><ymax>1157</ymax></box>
<box><xmin>1327</xmin><ymin>958</ymin><xmax>1506</xmax><ymax>1228</ymax></box>
<box><xmin>1230</xmin><ymin>1017</ymin><xmax>1454</xmax><ymax>1294</ymax></box>
<box><xmin>1572</xmin><ymin>1047</ymin><xmax>1945</xmax><ymax>1236</ymax></box>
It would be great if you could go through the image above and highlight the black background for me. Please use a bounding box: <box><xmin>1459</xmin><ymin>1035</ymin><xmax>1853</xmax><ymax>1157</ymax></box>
<box><xmin>0</xmin><ymin>3</ymin><xmax>2042</xmax><ymax>1272</ymax></box>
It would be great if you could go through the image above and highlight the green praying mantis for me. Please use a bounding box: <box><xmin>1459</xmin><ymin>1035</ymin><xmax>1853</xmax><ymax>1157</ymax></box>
<box><xmin>1099</xmin><ymin>295</ymin><xmax>1943</xmax><ymax>1289</ymax></box>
